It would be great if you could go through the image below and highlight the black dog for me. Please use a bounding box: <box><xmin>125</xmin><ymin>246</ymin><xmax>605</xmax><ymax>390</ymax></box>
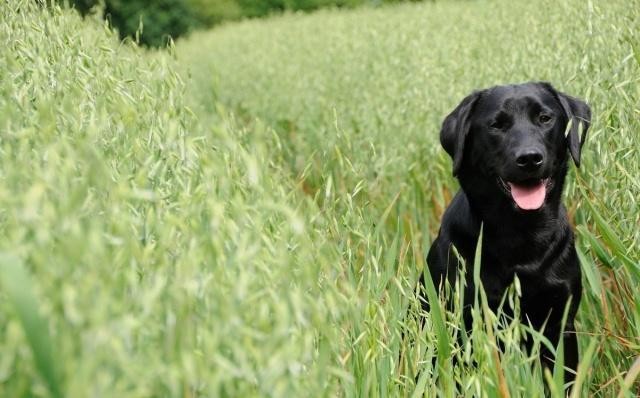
<box><xmin>423</xmin><ymin>82</ymin><xmax>591</xmax><ymax>383</ymax></box>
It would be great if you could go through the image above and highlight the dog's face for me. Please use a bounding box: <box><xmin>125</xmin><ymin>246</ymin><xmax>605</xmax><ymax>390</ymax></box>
<box><xmin>440</xmin><ymin>82</ymin><xmax>591</xmax><ymax>211</ymax></box>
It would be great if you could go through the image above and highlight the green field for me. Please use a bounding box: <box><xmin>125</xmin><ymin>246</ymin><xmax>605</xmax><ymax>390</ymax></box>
<box><xmin>1</xmin><ymin>0</ymin><xmax>639</xmax><ymax>396</ymax></box>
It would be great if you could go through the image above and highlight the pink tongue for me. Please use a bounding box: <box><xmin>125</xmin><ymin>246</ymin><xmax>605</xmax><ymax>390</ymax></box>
<box><xmin>508</xmin><ymin>181</ymin><xmax>546</xmax><ymax>210</ymax></box>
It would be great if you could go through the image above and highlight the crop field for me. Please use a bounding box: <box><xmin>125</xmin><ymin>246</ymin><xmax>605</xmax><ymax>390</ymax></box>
<box><xmin>1</xmin><ymin>0</ymin><xmax>639</xmax><ymax>396</ymax></box>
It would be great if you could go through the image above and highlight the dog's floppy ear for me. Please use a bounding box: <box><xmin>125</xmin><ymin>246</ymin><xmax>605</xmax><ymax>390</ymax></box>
<box><xmin>542</xmin><ymin>83</ymin><xmax>592</xmax><ymax>167</ymax></box>
<box><xmin>558</xmin><ymin>93</ymin><xmax>591</xmax><ymax>167</ymax></box>
<box><xmin>440</xmin><ymin>90</ymin><xmax>481</xmax><ymax>176</ymax></box>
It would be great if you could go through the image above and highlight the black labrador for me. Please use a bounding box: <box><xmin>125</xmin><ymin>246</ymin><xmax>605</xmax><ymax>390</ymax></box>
<box><xmin>423</xmin><ymin>82</ymin><xmax>591</xmax><ymax>383</ymax></box>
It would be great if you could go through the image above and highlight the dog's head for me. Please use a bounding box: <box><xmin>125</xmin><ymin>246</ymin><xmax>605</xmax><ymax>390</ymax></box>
<box><xmin>440</xmin><ymin>82</ymin><xmax>591</xmax><ymax>211</ymax></box>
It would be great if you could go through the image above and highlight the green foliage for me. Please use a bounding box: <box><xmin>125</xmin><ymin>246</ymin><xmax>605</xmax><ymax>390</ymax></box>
<box><xmin>64</xmin><ymin>0</ymin><xmax>197</xmax><ymax>47</ymax></box>
<box><xmin>104</xmin><ymin>0</ymin><xmax>197</xmax><ymax>47</ymax></box>
<box><xmin>0</xmin><ymin>1</ymin><xmax>343</xmax><ymax>395</ymax></box>
<box><xmin>64</xmin><ymin>0</ymin><xmax>424</xmax><ymax>46</ymax></box>
<box><xmin>186</xmin><ymin>0</ymin><xmax>244</xmax><ymax>25</ymax></box>
<box><xmin>190</xmin><ymin>0</ymin><xmax>414</xmax><ymax>21</ymax></box>
<box><xmin>1</xmin><ymin>0</ymin><xmax>639</xmax><ymax>396</ymax></box>
<box><xmin>178</xmin><ymin>0</ymin><xmax>640</xmax><ymax>395</ymax></box>
<box><xmin>0</xmin><ymin>255</ymin><xmax>62</xmax><ymax>398</ymax></box>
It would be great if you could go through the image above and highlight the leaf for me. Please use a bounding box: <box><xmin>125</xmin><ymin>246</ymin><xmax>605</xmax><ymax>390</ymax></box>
<box><xmin>576</xmin><ymin>244</ymin><xmax>602</xmax><ymax>297</ymax></box>
<box><xmin>0</xmin><ymin>253</ymin><xmax>63</xmax><ymax>398</ymax></box>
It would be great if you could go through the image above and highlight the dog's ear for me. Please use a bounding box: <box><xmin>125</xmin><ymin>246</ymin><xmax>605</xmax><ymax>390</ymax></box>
<box><xmin>541</xmin><ymin>83</ymin><xmax>592</xmax><ymax>167</ymax></box>
<box><xmin>557</xmin><ymin>92</ymin><xmax>591</xmax><ymax>167</ymax></box>
<box><xmin>440</xmin><ymin>90</ymin><xmax>481</xmax><ymax>176</ymax></box>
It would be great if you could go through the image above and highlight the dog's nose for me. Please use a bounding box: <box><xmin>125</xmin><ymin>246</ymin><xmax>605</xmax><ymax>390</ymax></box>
<box><xmin>516</xmin><ymin>149</ymin><xmax>544</xmax><ymax>170</ymax></box>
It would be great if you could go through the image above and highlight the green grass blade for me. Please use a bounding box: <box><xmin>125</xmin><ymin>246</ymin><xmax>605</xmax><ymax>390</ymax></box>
<box><xmin>579</xmin><ymin>185</ymin><xmax>638</xmax><ymax>274</ymax></box>
<box><xmin>617</xmin><ymin>356</ymin><xmax>640</xmax><ymax>398</ymax></box>
<box><xmin>569</xmin><ymin>337</ymin><xmax>599</xmax><ymax>398</ymax></box>
<box><xmin>0</xmin><ymin>253</ymin><xmax>63</xmax><ymax>398</ymax></box>
<box><xmin>575</xmin><ymin>245</ymin><xmax>602</xmax><ymax>297</ymax></box>
<box><xmin>420</xmin><ymin>263</ymin><xmax>452</xmax><ymax>395</ymax></box>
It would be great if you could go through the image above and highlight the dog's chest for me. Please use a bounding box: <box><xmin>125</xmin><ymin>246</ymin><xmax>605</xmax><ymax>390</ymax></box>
<box><xmin>482</xmin><ymin>231</ymin><xmax>553</xmax><ymax>272</ymax></box>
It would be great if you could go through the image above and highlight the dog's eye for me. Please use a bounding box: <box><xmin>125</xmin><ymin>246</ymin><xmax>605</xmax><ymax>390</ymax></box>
<box><xmin>538</xmin><ymin>114</ymin><xmax>553</xmax><ymax>124</ymax></box>
<box><xmin>489</xmin><ymin>119</ymin><xmax>506</xmax><ymax>130</ymax></box>
<box><xmin>489</xmin><ymin>113</ymin><xmax>511</xmax><ymax>131</ymax></box>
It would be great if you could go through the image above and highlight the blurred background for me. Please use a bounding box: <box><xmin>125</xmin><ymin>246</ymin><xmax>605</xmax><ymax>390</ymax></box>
<box><xmin>66</xmin><ymin>0</ymin><xmax>427</xmax><ymax>47</ymax></box>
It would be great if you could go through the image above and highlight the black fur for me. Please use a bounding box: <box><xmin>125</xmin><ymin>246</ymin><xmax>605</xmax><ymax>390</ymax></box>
<box><xmin>423</xmin><ymin>82</ymin><xmax>591</xmax><ymax>383</ymax></box>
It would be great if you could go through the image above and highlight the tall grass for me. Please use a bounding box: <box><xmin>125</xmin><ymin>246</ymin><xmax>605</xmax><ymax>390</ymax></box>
<box><xmin>1</xmin><ymin>1</ymin><xmax>345</xmax><ymax>396</ymax></box>
<box><xmin>178</xmin><ymin>0</ymin><xmax>640</xmax><ymax>395</ymax></box>
<box><xmin>1</xmin><ymin>0</ymin><xmax>638</xmax><ymax>396</ymax></box>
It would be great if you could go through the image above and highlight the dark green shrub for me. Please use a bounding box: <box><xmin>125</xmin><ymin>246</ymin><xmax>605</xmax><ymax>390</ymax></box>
<box><xmin>105</xmin><ymin>0</ymin><xmax>197</xmax><ymax>47</ymax></box>
<box><xmin>64</xmin><ymin>0</ymin><xmax>197</xmax><ymax>47</ymax></box>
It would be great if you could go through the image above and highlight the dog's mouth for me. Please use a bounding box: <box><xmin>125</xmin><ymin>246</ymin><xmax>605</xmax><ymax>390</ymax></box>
<box><xmin>498</xmin><ymin>178</ymin><xmax>552</xmax><ymax>211</ymax></box>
